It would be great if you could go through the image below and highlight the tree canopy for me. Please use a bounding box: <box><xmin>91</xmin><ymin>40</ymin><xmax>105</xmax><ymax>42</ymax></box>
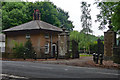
<box><xmin>2</xmin><ymin>1</ymin><xmax>74</xmax><ymax>31</ymax></box>
<box><xmin>70</xmin><ymin>31</ymin><xmax>99</xmax><ymax>50</ymax></box>
<box><xmin>95</xmin><ymin>1</ymin><xmax>120</xmax><ymax>33</ymax></box>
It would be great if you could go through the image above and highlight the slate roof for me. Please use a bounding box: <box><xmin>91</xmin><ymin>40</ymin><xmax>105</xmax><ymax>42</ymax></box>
<box><xmin>3</xmin><ymin>20</ymin><xmax>63</xmax><ymax>32</ymax></box>
<box><xmin>0</xmin><ymin>33</ymin><xmax>5</xmax><ymax>42</ymax></box>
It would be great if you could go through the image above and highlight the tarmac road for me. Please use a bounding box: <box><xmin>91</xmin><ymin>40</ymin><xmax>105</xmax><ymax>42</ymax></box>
<box><xmin>2</xmin><ymin>60</ymin><xmax>120</xmax><ymax>79</ymax></box>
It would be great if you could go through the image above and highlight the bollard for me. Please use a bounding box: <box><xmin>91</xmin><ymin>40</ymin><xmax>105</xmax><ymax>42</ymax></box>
<box><xmin>95</xmin><ymin>54</ymin><xmax>99</xmax><ymax>64</ymax></box>
<box><xmin>55</xmin><ymin>54</ymin><xmax>58</xmax><ymax>60</ymax></box>
<box><xmin>45</xmin><ymin>54</ymin><xmax>47</xmax><ymax>60</ymax></box>
<box><xmin>55</xmin><ymin>52</ymin><xmax>58</xmax><ymax>60</ymax></box>
<box><xmin>34</xmin><ymin>53</ymin><xmax>37</xmax><ymax>60</ymax></box>
<box><xmin>93</xmin><ymin>53</ymin><xmax>96</xmax><ymax>62</ymax></box>
<box><xmin>23</xmin><ymin>53</ymin><xmax>26</xmax><ymax>60</ymax></box>
<box><xmin>99</xmin><ymin>54</ymin><xmax>103</xmax><ymax>65</ymax></box>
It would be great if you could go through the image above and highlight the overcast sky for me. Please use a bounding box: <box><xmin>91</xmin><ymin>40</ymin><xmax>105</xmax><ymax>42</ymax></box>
<box><xmin>24</xmin><ymin>0</ymin><xmax>108</xmax><ymax>36</ymax></box>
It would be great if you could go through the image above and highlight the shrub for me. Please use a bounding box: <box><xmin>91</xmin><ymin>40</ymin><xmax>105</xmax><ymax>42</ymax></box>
<box><xmin>24</xmin><ymin>39</ymin><xmax>35</xmax><ymax>58</ymax></box>
<box><xmin>13</xmin><ymin>42</ymin><xmax>25</xmax><ymax>58</ymax></box>
<box><xmin>89</xmin><ymin>41</ymin><xmax>104</xmax><ymax>54</ymax></box>
<box><xmin>12</xmin><ymin>40</ymin><xmax>35</xmax><ymax>59</ymax></box>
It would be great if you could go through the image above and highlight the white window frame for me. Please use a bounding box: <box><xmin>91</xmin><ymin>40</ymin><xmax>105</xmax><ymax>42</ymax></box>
<box><xmin>45</xmin><ymin>34</ymin><xmax>49</xmax><ymax>39</ymax></box>
<box><xmin>26</xmin><ymin>34</ymin><xmax>30</xmax><ymax>39</ymax></box>
<box><xmin>45</xmin><ymin>43</ymin><xmax>49</xmax><ymax>54</ymax></box>
<box><xmin>1</xmin><ymin>47</ymin><xmax>5</xmax><ymax>53</ymax></box>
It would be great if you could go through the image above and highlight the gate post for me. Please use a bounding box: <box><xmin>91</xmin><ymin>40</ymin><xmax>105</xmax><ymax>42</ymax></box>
<box><xmin>72</xmin><ymin>40</ymin><xmax>79</xmax><ymax>59</ymax></box>
<box><xmin>58</xmin><ymin>28</ymin><xmax>70</xmax><ymax>59</ymax></box>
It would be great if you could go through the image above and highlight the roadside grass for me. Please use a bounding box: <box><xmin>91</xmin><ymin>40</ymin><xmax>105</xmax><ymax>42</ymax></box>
<box><xmin>80</xmin><ymin>54</ymin><xmax>92</xmax><ymax>57</ymax></box>
<box><xmin>70</xmin><ymin>53</ymin><xmax>92</xmax><ymax>57</ymax></box>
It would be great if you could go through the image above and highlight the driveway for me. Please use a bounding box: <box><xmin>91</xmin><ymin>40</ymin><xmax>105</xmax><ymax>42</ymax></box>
<box><xmin>2</xmin><ymin>60</ymin><xmax>120</xmax><ymax>79</ymax></box>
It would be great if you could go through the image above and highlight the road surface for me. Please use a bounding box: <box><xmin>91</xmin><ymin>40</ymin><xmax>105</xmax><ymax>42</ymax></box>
<box><xmin>2</xmin><ymin>60</ymin><xmax>120</xmax><ymax>79</ymax></box>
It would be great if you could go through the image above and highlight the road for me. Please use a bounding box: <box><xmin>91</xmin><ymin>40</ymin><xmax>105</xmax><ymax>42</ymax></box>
<box><xmin>2</xmin><ymin>60</ymin><xmax>120</xmax><ymax>79</ymax></box>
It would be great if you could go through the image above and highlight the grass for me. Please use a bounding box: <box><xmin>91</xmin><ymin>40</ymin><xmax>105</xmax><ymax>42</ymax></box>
<box><xmin>80</xmin><ymin>54</ymin><xmax>92</xmax><ymax>57</ymax></box>
<box><xmin>70</xmin><ymin>53</ymin><xmax>92</xmax><ymax>57</ymax></box>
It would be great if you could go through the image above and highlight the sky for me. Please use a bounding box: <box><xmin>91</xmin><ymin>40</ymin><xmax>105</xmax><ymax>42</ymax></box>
<box><xmin>24</xmin><ymin>0</ymin><xmax>108</xmax><ymax>36</ymax></box>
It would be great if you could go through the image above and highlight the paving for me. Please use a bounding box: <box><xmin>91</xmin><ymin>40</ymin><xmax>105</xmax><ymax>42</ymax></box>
<box><xmin>2</xmin><ymin>60</ymin><xmax>120</xmax><ymax>79</ymax></box>
<box><xmin>37</xmin><ymin>56</ymin><xmax>120</xmax><ymax>70</ymax></box>
<box><xmin>2</xmin><ymin>56</ymin><xmax>120</xmax><ymax>69</ymax></box>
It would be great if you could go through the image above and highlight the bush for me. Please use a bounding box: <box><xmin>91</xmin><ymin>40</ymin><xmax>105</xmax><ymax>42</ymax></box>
<box><xmin>13</xmin><ymin>42</ymin><xmax>25</xmax><ymax>58</ymax></box>
<box><xmin>89</xmin><ymin>41</ymin><xmax>104</xmax><ymax>54</ymax></box>
<box><xmin>24</xmin><ymin>40</ymin><xmax>35</xmax><ymax>58</ymax></box>
<box><xmin>89</xmin><ymin>41</ymin><xmax>98</xmax><ymax>54</ymax></box>
<box><xmin>12</xmin><ymin>40</ymin><xmax>35</xmax><ymax>59</ymax></box>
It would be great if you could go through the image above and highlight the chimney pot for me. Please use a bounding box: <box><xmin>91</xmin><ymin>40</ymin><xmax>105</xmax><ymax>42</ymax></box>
<box><xmin>33</xmin><ymin>9</ymin><xmax>40</xmax><ymax>20</ymax></box>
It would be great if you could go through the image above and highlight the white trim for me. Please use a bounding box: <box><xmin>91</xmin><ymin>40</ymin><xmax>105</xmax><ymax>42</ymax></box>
<box><xmin>45</xmin><ymin>43</ymin><xmax>49</xmax><ymax>54</ymax></box>
<box><xmin>52</xmin><ymin>44</ymin><xmax>56</xmax><ymax>54</ymax></box>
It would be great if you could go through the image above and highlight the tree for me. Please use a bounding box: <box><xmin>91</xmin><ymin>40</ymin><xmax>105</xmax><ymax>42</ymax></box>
<box><xmin>57</xmin><ymin>8</ymin><xmax>74</xmax><ymax>30</ymax></box>
<box><xmin>81</xmin><ymin>1</ymin><xmax>93</xmax><ymax>34</ymax></box>
<box><xmin>0</xmin><ymin>8</ymin><xmax>2</xmax><ymax>32</ymax></box>
<box><xmin>95</xmin><ymin>1</ymin><xmax>120</xmax><ymax>33</ymax></box>
<box><xmin>2</xmin><ymin>1</ymin><xmax>74</xmax><ymax>31</ymax></box>
<box><xmin>24</xmin><ymin>39</ymin><xmax>35</xmax><ymax>58</ymax></box>
<box><xmin>2</xmin><ymin>2</ymin><xmax>30</xmax><ymax>30</ymax></box>
<box><xmin>70</xmin><ymin>31</ymin><xmax>81</xmax><ymax>42</ymax></box>
<box><xmin>80</xmin><ymin>2</ymin><xmax>93</xmax><ymax>53</ymax></box>
<box><xmin>70</xmin><ymin>31</ymin><xmax>98</xmax><ymax>51</ymax></box>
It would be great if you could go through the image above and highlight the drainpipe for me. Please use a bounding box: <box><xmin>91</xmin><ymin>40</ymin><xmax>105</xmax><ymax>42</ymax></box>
<box><xmin>50</xmin><ymin>34</ymin><xmax>53</xmax><ymax>57</ymax></box>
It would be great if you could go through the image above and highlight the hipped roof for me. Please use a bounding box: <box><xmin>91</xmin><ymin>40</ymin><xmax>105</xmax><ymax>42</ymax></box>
<box><xmin>3</xmin><ymin>20</ymin><xmax>63</xmax><ymax>32</ymax></box>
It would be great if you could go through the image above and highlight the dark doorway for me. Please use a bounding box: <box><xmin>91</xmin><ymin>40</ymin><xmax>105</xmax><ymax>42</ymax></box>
<box><xmin>52</xmin><ymin>44</ymin><xmax>56</xmax><ymax>57</ymax></box>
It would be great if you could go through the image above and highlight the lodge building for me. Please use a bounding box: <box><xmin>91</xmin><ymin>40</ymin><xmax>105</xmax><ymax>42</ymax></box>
<box><xmin>3</xmin><ymin>9</ymin><xmax>69</xmax><ymax>58</ymax></box>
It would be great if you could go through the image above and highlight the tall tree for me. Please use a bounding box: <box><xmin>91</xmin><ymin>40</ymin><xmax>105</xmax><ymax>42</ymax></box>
<box><xmin>57</xmin><ymin>8</ymin><xmax>74</xmax><ymax>30</ymax></box>
<box><xmin>80</xmin><ymin>2</ymin><xmax>93</xmax><ymax>52</ymax></box>
<box><xmin>2</xmin><ymin>1</ymin><xmax>74</xmax><ymax>31</ymax></box>
<box><xmin>81</xmin><ymin>1</ymin><xmax>92</xmax><ymax>34</ymax></box>
<box><xmin>2</xmin><ymin>2</ymin><xmax>30</xmax><ymax>30</ymax></box>
<box><xmin>95</xmin><ymin>1</ymin><xmax>120</xmax><ymax>33</ymax></box>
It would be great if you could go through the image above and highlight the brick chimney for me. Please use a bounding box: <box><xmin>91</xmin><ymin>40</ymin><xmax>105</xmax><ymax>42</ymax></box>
<box><xmin>33</xmin><ymin>9</ymin><xmax>40</xmax><ymax>20</ymax></box>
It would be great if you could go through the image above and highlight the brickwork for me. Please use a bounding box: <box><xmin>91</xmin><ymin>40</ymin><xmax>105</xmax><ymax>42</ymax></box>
<box><xmin>5</xmin><ymin>30</ymin><xmax>60</xmax><ymax>58</ymax></box>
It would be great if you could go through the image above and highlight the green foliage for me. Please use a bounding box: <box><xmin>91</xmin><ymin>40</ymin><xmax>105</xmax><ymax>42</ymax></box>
<box><xmin>70</xmin><ymin>31</ymin><xmax>98</xmax><ymax>51</ymax></box>
<box><xmin>2</xmin><ymin>1</ymin><xmax>74</xmax><ymax>31</ymax></box>
<box><xmin>24</xmin><ymin>39</ymin><xmax>35</xmax><ymax>58</ymax></box>
<box><xmin>95</xmin><ymin>1</ymin><xmax>120</xmax><ymax>33</ymax></box>
<box><xmin>89</xmin><ymin>41</ymin><xmax>104</xmax><ymax>54</ymax></box>
<box><xmin>80</xmin><ymin>54</ymin><xmax>92</xmax><ymax>57</ymax></box>
<box><xmin>81</xmin><ymin>1</ymin><xmax>92</xmax><ymax>34</ymax></box>
<box><xmin>89</xmin><ymin>41</ymin><xmax>98</xmax><ymax>53</ymax></box>
<box><xmin>2</xmin><ymin>2</ymin><xmax>29</xmax><ymax>29</ymax></box>
<box><xmin>12</xmin><ymin>40</ymin><xmax>35</xmax><ymax>59</ymax></box>
<box><xmin>13</xmin><ymin>41</ymin><xmax>25</xmax><ymax>58</ymax></box>
<box><xmin>70</xmin><ymin>31</ymin><xmax>81</xmax><ymax>42</ymax></box>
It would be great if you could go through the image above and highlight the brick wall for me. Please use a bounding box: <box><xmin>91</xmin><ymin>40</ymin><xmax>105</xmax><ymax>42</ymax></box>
<box><xmin>5</xmin><ymin>30</ymin><xmax>60</xmax><ymax>58</ymax></box>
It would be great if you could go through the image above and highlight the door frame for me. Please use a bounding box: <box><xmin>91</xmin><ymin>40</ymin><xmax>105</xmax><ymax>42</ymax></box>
<box><xmin>52</xmin><ymin>44</ymin><xmax>56</xmax><ymax>57</ymax></box>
